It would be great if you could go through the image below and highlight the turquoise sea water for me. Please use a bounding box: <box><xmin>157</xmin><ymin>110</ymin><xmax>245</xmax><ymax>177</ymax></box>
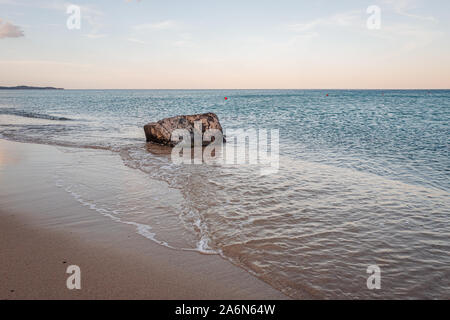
<box><xmin>0</xmin><ymin>89</ymin><xmax>449</xmax><ymax>298</ymax></box>
<box><xmin>0</xmin><ymin>89</ymin><xmax>448</xmax><ymax>191</ymax></box>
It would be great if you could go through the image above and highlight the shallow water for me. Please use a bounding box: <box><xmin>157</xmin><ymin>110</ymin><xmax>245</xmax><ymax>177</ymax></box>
<box><xmin>0</xmin><ymin>89</ymin><xmax>449</xmax><ymax>298</ymax></box>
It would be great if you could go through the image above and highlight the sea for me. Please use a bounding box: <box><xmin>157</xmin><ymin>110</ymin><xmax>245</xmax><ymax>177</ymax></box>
<box><xmin>0</xmin><ymin>89</ymin><xmax>449</xmax><ymax>299</ymax></box>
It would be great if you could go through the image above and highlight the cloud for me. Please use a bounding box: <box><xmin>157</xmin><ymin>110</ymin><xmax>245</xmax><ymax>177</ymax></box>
<box><xmin>285</xmin><ymin>6</ymin><xmax>442</xmax><ymax>57</ymax></box>
<box><xmin>133</xmin><ymin>20</ymin><xmax>177</xmax><ymax>31</ymax></box>
<box><xmin>365</xmin><ymin>1</ymin><xmax>442</xmax><ymax>53</ymax></box>
<box><xmin>285</xmin><ymin>10</ymin><xmax>362</xmax><ymax>46</ymax></box>
<box><xmin>369</xmin><ymin>22</ymin><xmax>443</xmax><ymax>54</ymax></box>
<box><xmin>383</xmin><ymin>0</ymin><xmax>438</xmax><ymax>22</ymax></box>
<box><xmin>172</xmin><ymin>33</ymin><xmax>192</xmax><ymax>47</ymax></box>
<box><xmin>128</xmin><ymin>37</ymin><xmax>146</xmax><ymax>44</ymax></box>
<box><xmin>1</xmin><ymin>0</ymin><xmax>106</xmax><ymax>34</ymax></box>
<box><xmin>0</xmin><ymin>18</ymin><xmax>24</xmax><ymax>38</ymax></box>
<box><xmin>0</xmin><ymin>59</ymin><xmax>91</xmax><ymax>67</ymax></box>
<box><xmin>0</xmin><ymin>0</ymin><xmax>22</xmax><ymax>4</ymax></box>
<box><xmin>288</xmin><ymin>11</ymin><xmax>362</xmax><ymax>33</ymax></box>
<box><xmin>85</xmin><ymin>33</ymin><xmax>106</xmax><ymax>39</ymax></box>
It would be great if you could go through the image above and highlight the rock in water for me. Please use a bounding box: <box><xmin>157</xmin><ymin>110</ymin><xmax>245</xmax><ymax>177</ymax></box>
<box><xmin>144</xmin><ymin>112</ymin><xmax>225</xmax><ymax>147</ymax></box>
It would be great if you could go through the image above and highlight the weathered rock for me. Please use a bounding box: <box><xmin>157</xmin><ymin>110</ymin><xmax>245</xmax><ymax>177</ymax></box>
<box><xmin>144</xmin><ymin>112</ymin><xmax>225</xmax><ymax>147</ymax></box>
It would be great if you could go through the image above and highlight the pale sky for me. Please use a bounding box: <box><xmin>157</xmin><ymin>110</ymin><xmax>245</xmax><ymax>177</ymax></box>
<box><xmin>0</xmin><ymin>0</ymin><xmax>449</xmax><ymax>89</ymax></box>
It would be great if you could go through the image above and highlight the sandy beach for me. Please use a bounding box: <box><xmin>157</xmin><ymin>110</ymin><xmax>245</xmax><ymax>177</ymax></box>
<box><xmin>0</xmin><ymin>139</ymin><xmax>287</xmax><ymax>300</ymax></box>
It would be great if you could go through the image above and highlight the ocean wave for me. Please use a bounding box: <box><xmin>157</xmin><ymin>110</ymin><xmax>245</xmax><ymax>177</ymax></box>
<box><xmin>61</xmin><ymin>178</ymin><xmax>219</xmax><ymax>255</ymax></box>
<box><xmin>0</xmin><ymin>108</ymin><xmax>73</xmax><ymax>121</ymax></box>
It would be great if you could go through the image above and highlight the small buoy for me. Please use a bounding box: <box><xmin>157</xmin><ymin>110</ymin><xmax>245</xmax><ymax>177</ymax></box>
<box><xmin>224</xmin><ymin>97</ymin><xmax>228</xmax><ymax>100</ymax></box>
<box><xmin>326</xmin><ymin>94</ymin><xmax>328</xmax><ymax>97</ymax></box>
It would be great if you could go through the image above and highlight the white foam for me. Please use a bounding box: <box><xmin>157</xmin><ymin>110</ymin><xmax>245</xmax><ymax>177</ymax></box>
<box><xmin>53</xmin><ymin>174</ymin><xmax>219</xmax><ymax>255</ymax></box>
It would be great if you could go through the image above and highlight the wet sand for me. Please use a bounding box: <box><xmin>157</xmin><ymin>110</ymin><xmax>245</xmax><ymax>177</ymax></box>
<box><xmin>0</xmin><ymin>139</ymin><xmax>287</xmax><ymax>299</ymax></box>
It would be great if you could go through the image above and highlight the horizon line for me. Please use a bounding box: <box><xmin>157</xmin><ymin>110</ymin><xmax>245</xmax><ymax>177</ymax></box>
<box><xmin>2</xmin><ymin>87</ymin><xmax>449</xmax><ymax>91</ymax></box>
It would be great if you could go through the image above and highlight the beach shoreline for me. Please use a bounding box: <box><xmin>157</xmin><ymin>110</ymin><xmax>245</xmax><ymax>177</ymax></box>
<box><xmin>0</xmin><ymin>139</ymin><xmax>288</xmax><ymax>300</ymax></box>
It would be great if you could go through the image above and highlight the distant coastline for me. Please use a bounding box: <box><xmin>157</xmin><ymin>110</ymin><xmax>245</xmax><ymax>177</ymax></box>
<box><xmin>0</xmin><ymin>86</ymin><xmax>64</xmax><ymax>90</ymax></box>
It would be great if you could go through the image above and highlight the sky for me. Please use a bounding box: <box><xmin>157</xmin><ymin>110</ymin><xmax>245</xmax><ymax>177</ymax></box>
<box><xmin>0</xmin><ymin>0</ymin><xmax>449</xmax><ymax>89</ymax></box>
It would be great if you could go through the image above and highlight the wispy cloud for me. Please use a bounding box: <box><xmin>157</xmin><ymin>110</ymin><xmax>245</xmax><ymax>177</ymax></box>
<box><xmin>0</xmin><ymin>18</ymin><xmax>24</xmax><ymax>38</ymax></box>
<box><xmin>369</xmin><ymin>22</ymin><xmax>443</xmax><ymax>55</ymax></box>
<box><xmin>0</xmin><ymin>0</ymin><xmax>23</xmax><ymax>4</ymax></box>
<box><xmin>0</xmin><ymin>0</ymin><xmax>106</xmax><ymax>36</ymax></box>
<box><xmin>85</xmin><ymin>33</ymin><xmax>106</xmax><ymax>39</ymax></box>
<box><xmin>133</xmin><ymin>20</ymin><xmax>177</xmax><ymax>31</ymax></box>
<box><xmin>127</xmin><ymin>37</ymin><xmax>146</xmax><ymax>44</ymax></box>
<box><xmin>286</xmin><ymin>10</ymin><xmax>362</xmax><ymax>46</ymax></box>
<box><xmin>288</xmin><ymin>10</ymin><xmax>362</xmax><ymax>33</ymax></box>
<box><xmin>0</xmin><ymin>59</ymin><xmax>91</xmax><ymax>67</ymax></box>
<box><xmin>173</xmin><ymin>33</ymin><xmax>192</xmax><ymax>47</ymax></box>
<box><xmin>287</xmin><ymin>5</ymin><xmax>440</xmax><ymax>47</ymax></box>
<box><xmin>366</xmin><ymin>1</ymin><xmax>442</xmax><ymax>53</ymax></box>
<box><xmin>383</xmin><ymin>0</ymin><xmax>438</xmax><ymax>22</ymax></box>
